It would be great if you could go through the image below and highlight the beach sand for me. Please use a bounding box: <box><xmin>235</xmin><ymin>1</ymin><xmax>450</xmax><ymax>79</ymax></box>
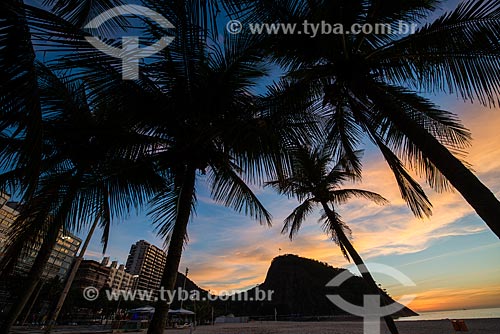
<box><xmin>163</xmin><ymin>318</ymin><xmax>500</xmax><ymax>334</ymax></box>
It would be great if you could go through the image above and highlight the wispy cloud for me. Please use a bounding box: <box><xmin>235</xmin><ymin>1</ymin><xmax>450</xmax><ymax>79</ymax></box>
<box><xmin>406</xmin><ymin>285</ymin><xmax>500</xmax><ymax>312</ymax></box>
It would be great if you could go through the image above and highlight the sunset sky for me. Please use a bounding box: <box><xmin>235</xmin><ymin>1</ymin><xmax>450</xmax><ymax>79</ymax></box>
<box><xmin>82</xmin><ymin>93</ymin><xmax>500</xmax><ymax>314</ymax></box>
<box><xmin>81</xmin><ymin>0</ymin><xmax>500</xmax><ymax>313</ymax></box>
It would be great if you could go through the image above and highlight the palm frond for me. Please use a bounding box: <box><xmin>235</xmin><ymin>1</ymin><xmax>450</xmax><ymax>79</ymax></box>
<box><xmin>371</xmin><ymin>0</ymin><xmax>500</xmax><ymax>106</ymax></box>
<box><xmin>209</xmin><ymin>161</ymin><xmax>272</xmax><ymax>226</ymax></box>
<box><xmin>326</xmin><ymin>149</ymin><xmax>364</xmax><ymax>183</ymax></box>
<box><xmin>319</xmin><ymin>208</ymin><xmax>352</xmax><ymax>262</ymax></box>
<box><xmin>362</xmin><ymin>0</ymin><xmax>440</xmax><ymax>23</ymax></box>
<box><xmin>0</xmin><ymin>168</ymin><xmax>82</xmax><ymax>278</ymax></box>
<box><xmin>148</xmin><ymin>178</ymin><xmax>196</xmax><ymax>247</ymax></box>
<box><xmin>282</xmin><ymin>199</ymin><xmax>314</xmax><ymax>240</ymax></box>
<box><xmin>43</xmin><ymin>0</ymin><xmax>129</xmax><ymax>35</ymax></box>
<box><xmin>326</xmin><ymin>102</ymin><xmax>364</xmax><ymax>177</ymax></box>
<box><xmin>99</xmin><ymin>185</ymin><xmax>111</xmax><ymax>254</ymax></box>
<box><xmin>373</xmin><ymin>136</ymin><xmax>433</xmax><ymax>218</ymax></box>
<box><xmin>368</xmin><ymin>83</ymin><xmax>472</xmax><ymax>193</ymax></box>
<box><xmin>329</xmin><ymin>189</ymin><xmax>389</xmax><ymax>206</ymax></box>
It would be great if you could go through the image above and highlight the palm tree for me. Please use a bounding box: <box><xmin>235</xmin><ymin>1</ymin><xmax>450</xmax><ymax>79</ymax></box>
<box><xmin>0</xmin><ymin>64</ymin><xmax>165</xmax><ymax>333</ymax></box>
<box><xmin>266</xmin><ymin>145</ymin><xmax>401</xmax><ymax>333</ymax></box>
<box><xmin>51</xmin><ymin>2</ymin><xmax>312</xmax><ymax>332</ymax></box>
<box><xmin>0</xmin><ymin>3</ymin><xmax>165</xmax><ymax>331</ymax></box>
<box><xmin>135</xmin><ymin>5</ymin><xmax>310</xmax><ymax>331</ymax></box>
<box><xmin>229</xmin><ymin>0</ymin><xmax>500</xmax><ymax>239</ymax></box>
<box><xmin>0</xmin><ymin>0</ymin><xmax>44</xmax><ymax>201</ymax></box>
<box><xmin>1</xmin><ymin>2</ymin><xmax>311</xmax><ymax>333</ymax></box>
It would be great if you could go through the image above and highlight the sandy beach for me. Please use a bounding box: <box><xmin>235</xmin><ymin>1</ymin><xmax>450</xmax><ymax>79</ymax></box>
<box><xmin>162</xmin><ymin>319</ymin><xmax>500</xmax><ymax>334</ymax></box>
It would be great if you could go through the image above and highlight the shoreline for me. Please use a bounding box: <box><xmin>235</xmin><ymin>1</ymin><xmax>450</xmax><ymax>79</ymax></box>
<box><xmin>397</xmin><ymin>316</ymin><xmax>500</xmax><ymax>322</ymax></box>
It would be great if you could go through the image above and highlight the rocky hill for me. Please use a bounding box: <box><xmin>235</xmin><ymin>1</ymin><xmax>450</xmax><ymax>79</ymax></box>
<box><xmin>218</xmin><ymin>254</ymin><xmax>417</xmax><ymax>318</ymax></box>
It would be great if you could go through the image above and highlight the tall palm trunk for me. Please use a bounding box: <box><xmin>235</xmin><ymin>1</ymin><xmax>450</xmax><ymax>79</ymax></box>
<box><xmin>44</xmin><ymin>214</ymin><xmax>100</xmax><ymax>334</ymax></box>
<box><xmin>321</xmin><ymin>202</ymin><xmax>399</xmax><ymax>334</ymax></box>
<box><xmin>21</xmin><ymin>280</ymin><xmax>44</xmax><ymax>325</ymax></box>
<box><xmin>147</xmin><ymin>166</ymin><xmax>196</xmax><ymax>334</ymax></box>
<box><xmin>0</xmin><ymin>221</ymin><xmax>60</xmax><ymax>334</ymax></box>
<box><xmin>374</xmin><ymin>90</ymin><xmax>500</xmax><ymax>239</ymax></box>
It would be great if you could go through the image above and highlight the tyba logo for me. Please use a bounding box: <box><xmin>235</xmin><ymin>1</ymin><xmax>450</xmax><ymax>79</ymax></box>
<box><xmin>85</xmin><ymin>5</ymin><xmax>175</xmax><ymax>80</ymax></box>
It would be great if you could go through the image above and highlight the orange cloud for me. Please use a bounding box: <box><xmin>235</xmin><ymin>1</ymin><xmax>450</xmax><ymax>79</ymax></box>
<box><xmin>404</xmin><ymin>285</ymin><xmax>500</xmax><ymax>312</ymax></box>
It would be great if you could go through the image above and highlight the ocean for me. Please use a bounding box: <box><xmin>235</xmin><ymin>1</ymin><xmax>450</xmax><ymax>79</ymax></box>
<box><xmin>398</xmin><ymin>307</ymin><xmax>500</xmax><ymax>321</ymax></box>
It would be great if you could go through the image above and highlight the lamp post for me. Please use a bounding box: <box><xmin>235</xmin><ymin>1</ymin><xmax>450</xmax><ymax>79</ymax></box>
<box><xmin>180</xmin><ymin>267</ymin><xmax>188</xmax><ymax>310</ymax></box>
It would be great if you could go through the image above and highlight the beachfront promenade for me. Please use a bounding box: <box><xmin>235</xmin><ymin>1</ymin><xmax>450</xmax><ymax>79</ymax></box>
<box><xmin>11</xmin><ymin>319</ymin><xmax>500</xmax><ymax>334</ymax></box>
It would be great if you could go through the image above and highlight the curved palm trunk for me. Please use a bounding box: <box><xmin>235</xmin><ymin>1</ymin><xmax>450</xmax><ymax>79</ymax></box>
<box><xmin>0</xmin><ymin>221</ymin><xmax>60</xmax><ymax>334</ymax></box>
<box><xmin>321</xmin><ymin>202</ymin><xmax>399</xmax><ymax>334</ymax></box>
<box><xmin>147</xmin><ymin>166</ymin><xmax>196</xmax><ymax>334</ymax></box>
<box><xmin>382</xmin><ymin>95</ymin><xmax>500</xmax><ymax>239</ymax></box>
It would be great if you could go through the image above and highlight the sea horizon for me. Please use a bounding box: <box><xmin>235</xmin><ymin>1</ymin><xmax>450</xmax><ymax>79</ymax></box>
<box><xmin>398</xmin><ymin>307</ymin><xmax>500</xmax><ymax>321</ymax></box>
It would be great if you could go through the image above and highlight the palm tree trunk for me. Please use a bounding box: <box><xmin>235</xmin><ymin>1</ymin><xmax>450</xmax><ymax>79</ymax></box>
<box><xmin>147</xmin><ymin>166</ymin><xmax>196</xmax><ymax>334</ymax></box>
<box><xmin>0</xmin><ymin>222</ymin><xmax>60</xmax><ymax>334</ymax></box>
<box><xmin>21</xmin><ymin>280</ymin><xmax>44</xmax><ymax>325</ymax></box>
<box><xmin>321</xmin><ymin>202</ymin><xmax>399</xmax><ymax>334</ymax></box>
<box><xmin>380</xmin><ymin>92</ymin><xmax>500</xmax><ymax>239</ymax></box>
<box><xmin>44</xmin><ymin>214</ymin><xmax>100</xmax><ymax>334</ymax></box>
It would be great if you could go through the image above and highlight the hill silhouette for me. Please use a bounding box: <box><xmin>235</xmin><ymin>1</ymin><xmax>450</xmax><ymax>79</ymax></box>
<box><xmin>216</xmin><ymin>254</ymin><xmax>417</xmax><ymax>318</ymax></box>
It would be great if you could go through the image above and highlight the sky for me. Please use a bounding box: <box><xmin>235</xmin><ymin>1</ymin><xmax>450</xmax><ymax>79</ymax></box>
<box><xmin>77</xmin><ymin>0</ymin><xmax>500</xmax><ymax>313</ymax></box>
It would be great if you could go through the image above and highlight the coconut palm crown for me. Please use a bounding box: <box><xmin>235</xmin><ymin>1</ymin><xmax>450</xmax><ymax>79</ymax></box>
<box><xmin>231</xmin><ymin>0</ymin><xmax>500</xmax><ymax>239</ymax></box>
<box><xmin>266</xmin><ymin>145</ymin><xmax>400</xmax><ymax>333</ymax></box>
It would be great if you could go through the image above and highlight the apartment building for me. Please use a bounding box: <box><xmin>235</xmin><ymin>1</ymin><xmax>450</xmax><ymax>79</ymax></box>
<box><xmin>0</xmin><ymin>193</ymin><xmax>81</xmax><ymax>280</ymax></box>
<box><xmin>125</xmin><ymin>240</ymin><xmax>167</xmax><ymax>291</ymax></box>
<box><xmin>73</xmin><ymin>259</ymin><xmax>111</xmax><ymax>291</ymax></box>
<box><xmin>102</xmin><ymin>257</ymin><xmax>136</xmax><ymax>291</ymax></box>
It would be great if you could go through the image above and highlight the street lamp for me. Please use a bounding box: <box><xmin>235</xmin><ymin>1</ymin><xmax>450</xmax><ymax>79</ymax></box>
<box><xmin>180</xmin><ymin>267</ymin><xmax>188</xmax><ymax>310</ymax></box>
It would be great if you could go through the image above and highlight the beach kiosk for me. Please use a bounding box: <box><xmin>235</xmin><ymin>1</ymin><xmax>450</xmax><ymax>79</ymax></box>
<box><xmin>112</xmin><ymin>306</ymin><xmax>155</xmax><ymax>331</ymax></box>
<box><xmin>167</xmin><ymin>308</ymin><xmax>196</xmax><ymax>328</ymax></box>
<box><xmin>114</xmin><ymin>306</ymin><xmax>195</xmax><ymax>330</ymax></box>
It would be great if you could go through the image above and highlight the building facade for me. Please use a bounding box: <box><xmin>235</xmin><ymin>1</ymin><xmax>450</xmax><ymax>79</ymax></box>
<box><xmin>0</xmin><ymin>193</ymin><xmax>81</xmax><ymax>280</ymax></box>
<box><xmin>73</xmin><ymin>258</ymin><xmax>137</xmax><ymax>292</ymax></box>
<box><xmin>0</xmin><ymin>197</ymin><xmax>17</xmax><ymax>259</ymax></box>
<box><xmin>0</xmin><ymin>193</ymin><xmax>8</xmax><ymax>209</ymax></box>
<box><xmin>125</xmin><ymin>240</ymin><xmax>167</xmax><ymax>291</ymax></box>
<box><xmin>73</xmin><ymin>260</ymin><xmax>111</xmax><ymax>291</ymax></box>
<box><xmin>102</xmin><ymin>257</ymin><xmax>136</xmax><ymax>291</ymax></box>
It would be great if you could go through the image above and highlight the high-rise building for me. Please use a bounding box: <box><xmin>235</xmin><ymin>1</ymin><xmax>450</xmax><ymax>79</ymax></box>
<box><xmin>125</xmin><ymin>240</ymin><xmax>167</xmax><ymax>291</ymax></box>
<box><xmin>0</xmin><ymin>193</ymin><xmax>81</xmax><ymax>280</ymax></box>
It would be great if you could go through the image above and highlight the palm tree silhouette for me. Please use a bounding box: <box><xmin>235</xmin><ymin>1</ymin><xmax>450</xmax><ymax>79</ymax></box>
<box><xmin>0</xmin><ymin>64</ymin><xmax>166</xmax><ymax>334</ymax></box>
<box><xmin>267</xmin><ymin>145</ymin><xmax>401</xmax><ymax>333</ymax></box>
<box><xmin>1</xmin><ymin>1</ymin><xmax>309</xmax><ymax>333</ymax></box>
<box><xmin>230</xmin><ymin>0</ymin><xmax>500</xmax><ymax>239</ymax></box>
